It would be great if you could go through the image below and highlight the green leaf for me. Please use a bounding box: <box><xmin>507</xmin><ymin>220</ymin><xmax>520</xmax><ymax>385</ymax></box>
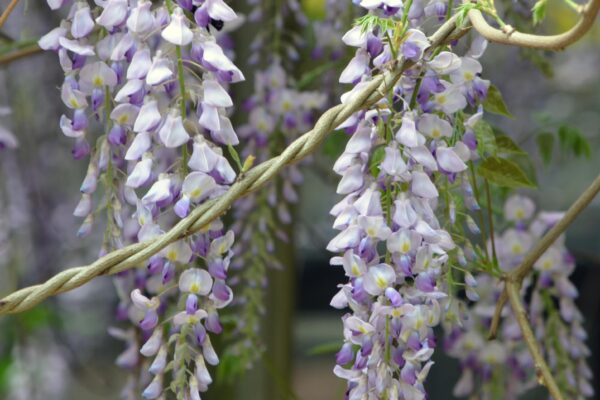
<box><xmin>297</xmin><ymin>61</ymin><xmax>339</xmax><ymax>89</ymax></box>
<box><xmin>495</xmin><ymin>134</ymin><xmax>526</xmax><ymax>155</ymax></box>
<box><xmin>227</xmin><ymin>144</ymin><xmax>243</xmax><ymax>172</ymax></box>
<box><xmin>532</xmin><ymin>0</ymin><xmax>547</xmax><ymax>25</ymax></box>
<box><xmin>558</xmin><ymin>125</ymin><xmax>591</xmax><ymax>159</ymax></box>
<box><xmin>216</xmin><ymin>352</ymin><xmax>247</xmax><ymax>383</ymax></box>
<box><xmin>307</xmin><ymin>341</ymin><xmax>342</xmax><ymax>356</ymax></box>
<box><xmin>322</xmin><ymin>130</ymin><xmax>348</xmax><ymax>159</ymax></box>
<box><xmin>483</xmin><ymin>85</ymin><xmax>513</xmax><ymax>118</ymax></box>
<box><xmin>521</xmin><ymin>48</ymin><xmax>554</xmax><ymax>78</ymax></box>
<box><xmin>573</xmin><ymin>135</ymin><xmax>592</xmax><ymax>158</ymax></box>
<box><xmin>536</xmin><ymin>132</ymin><xmax>555</xmax><ymax>164</ymax></box>
<box><xmin>456</xmin><ymin>3</ymin><xmax>479</xmax><ymax>27</ymax></box>
<box><xmin>17</xmin><ymin>306</ymin><xmax>57</xmax><ymax>333</ymax></box>
<box><xmin>512</xmin><ymin>153</ymin><xmax>539</xmax><ymax>186</ymax></box>
<box><xmin>478</xmin><ymin>156</ymin><xmax>536</xmax><ymax>189</ymax></box>
<box><xmin>369</xmin><ymin>145</ymin><xmax>386</xmax><ymax>177</ymax></box>
<box><xmin>474</xmin><ymin>120</ymin><xmax>497</xmax><ymax>157</ymax></box>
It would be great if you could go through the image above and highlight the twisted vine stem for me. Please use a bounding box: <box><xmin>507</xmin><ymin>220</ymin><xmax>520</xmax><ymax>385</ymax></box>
<box><xmin>0</xmin><ymin>15</ymin><xmax>462</xmax><ymax>316</ymax></box>
<box><xmin>467</xmin><ymin>0</ymin><xmax>600</xmax><ymax>50</ymax></box>
<box><xmin>0</xmin><ymin>5</ymin><xmax>597</xmax><ymax>396</ymax></box>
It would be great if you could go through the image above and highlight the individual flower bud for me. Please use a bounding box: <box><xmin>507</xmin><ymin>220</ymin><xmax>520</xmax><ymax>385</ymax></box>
<box><xmin>127</xmin><ymin>0</ymin><xmax>155</xmax><ymax>34</ymax></box>
<box><xmin>158</xmin><ymin>111</ymin><xmax>190</xmax><ymax>148</ymax></box>
<box><xmin>71</xmin><ymin>5</ymin><xmax>95</xmax><ymax>39</ymax></box>
<box><xmin>73</xmin><ymin>193</ymin><xmax>92</xmax><ymax>217</ymax></box>
<box><xmin>161</xmin><ymin>7</ymin><xmax>193</xmax><ymax>46</ymax></box>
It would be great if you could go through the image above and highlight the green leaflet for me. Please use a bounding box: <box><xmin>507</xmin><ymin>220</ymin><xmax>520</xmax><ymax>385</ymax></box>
<box><xmin>532</xmin><ymin>0</ymin><xmax>548</xmax><ymax>25</ymax></box>
<box><xmin>474</xmin><ymin>120</ymin><xmax>497</xmax><ymax>157</ymax></box>
<box><xmin>483</xmin><ymin>85</ymin><xmax>513</xmax><ymax>118</ymax></box>
<box><xmin>536</xmin><ymin>132</ymin><xmax>555</xmax><ymax>164</ymax></box>
<box><xmin>297</xmin><ymin>60</ymin><xmax>340</xmax><ymax>90</ymax></box>
<box><xmin>558</xmin><ymin>125</ymin><xmax>592</xmax><ymax>159</ymax></box>
<box><xmin>322</xmin><ymin>130</ymin><xmax>349</xmax><ymax>159</ymax></box>
<box><xmin>307</xmin><ymin>341</ymin><xmax>342</xmax><ymax>356</ymax></box>
<box><xmin>369</xmin><ymin>145</ymin><xmax>387</xmax><ymax>177</ymax></box>
<box><xmin>495</xmin><ymin>134</ymin><xmax>527</xmax><ymax>155</ymax></box>
<box><xmin>478</xmin><ymin>156</ymin><xmax>536</xmax><ymax>189</ymax></box>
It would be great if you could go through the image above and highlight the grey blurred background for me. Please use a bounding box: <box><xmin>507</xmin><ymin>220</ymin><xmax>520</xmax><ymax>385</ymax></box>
<box><xmin>0</xmin><ymin>1</ymin><xmax>599</xmax><ymax>399</ymax></box>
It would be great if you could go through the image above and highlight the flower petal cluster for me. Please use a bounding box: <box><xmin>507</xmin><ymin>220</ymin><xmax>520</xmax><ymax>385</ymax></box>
<box><xmin>447</xmin><ymin>196</ymin><xmax>593</xmax><ymax>398</ymax></box>
<box><xmin>40</xmin><ymin>1</ymin><xmax>244</xmax><ymax>398</ymax></box>
<box><xmin>330</xmin><ymin>4</ymin><xmax>491</xmax><ymax>398</ymax></box>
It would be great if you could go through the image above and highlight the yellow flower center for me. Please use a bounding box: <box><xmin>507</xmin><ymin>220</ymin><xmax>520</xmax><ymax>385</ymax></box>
<box><xmin>515</xmin><ymin>208</ymin><xmax>525</xmax><ymax>219</ymax></box>
<box><xmin>511</xmin><ymin>243</ymin><xmax>523</xmax><ymax>255</ymax></box>
<box><xmin>166</xmin><ymin>250</ymin><xmax>178</xmax><ymax>262</ymax></box>
<box><xmin>401</xmin><ymin>241</ymin><xmax>411</xmax><ymax>253</ymax></box>
<box><xmin>376</xmin><ymin>275</ymin><xmax>387</xmax><ymax>289</ymax></box>
<box><xmin>542</xmin><ymin>259</ymin><xmax>553</xmax><ymax>270</ymax></box>
<box><xmin>190</xmin><ymin>188</ymin><xmax>203</xmax><ymax>199</ymax></box>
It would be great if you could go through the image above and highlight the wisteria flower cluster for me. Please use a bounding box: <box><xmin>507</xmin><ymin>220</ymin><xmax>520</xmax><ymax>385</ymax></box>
<box><xmin>38</xmin><ymin>0</ymin><xmax>245</xmax><ymax>398</ymax></box>
<box><xmin>2</xmin><ymin>0</ymin><xmax>592</xmax><ymax>398</ymax></box>
<box><xmin>217</xmin><ymin>0</ymin><xmax>336</xmax><ymax>375</ymax></box>
<box><xmin>447</xmin><ymin>195</ymin><xmax>593</xmax><ymax>399</ymax></box>
<box><xmin>222</xmin><ymin>60</ymin><xmax>327</xmax><ymax>374</ymax></box>
<box><xmin>327</xmin><ymin>1</ymin><xmax>496</xmax><ymax>399</ymax></box>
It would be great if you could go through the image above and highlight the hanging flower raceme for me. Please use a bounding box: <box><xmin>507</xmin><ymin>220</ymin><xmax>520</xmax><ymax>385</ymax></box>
<box><xmin>40</xmin><ymin>0</ymin><xmax>244</xmax><ymax>398</ymax></box>
<box><xmin>222</xmin><ymin>10</ymin><xmax>328</xmax><ymax>372</ymax></box>
<box><xmin>446</xmin><ymin>195</ymin><xmax>593</xmax><ymax>398</ymax></box>
<box><xmin>329</xmin><ymin>2</ymin><xmax>492</xmax><ymax>399</ymax></box>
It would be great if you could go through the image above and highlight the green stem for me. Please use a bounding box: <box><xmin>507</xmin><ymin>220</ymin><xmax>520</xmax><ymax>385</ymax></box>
<box><xmin>165</xmin><ymin>0</ymin><xmax>189</xmax><ymax>174</ymax></box>
<box><xmin>401</xmin><ymin>0</ymin><xmax>415</xmax><ymax>33</ymax></box>
<box><xmin>175</xmin><ymin>47</ymin><xmax>189</xmax><ymax>173</ymax></box>
<box><xmin>409</xmin><ymin>72</ymin><xmax>424</xmax><ymax>109</ymax></box>
<box><xmin>385</xmin><ymin>31</ymin><xmax>398</xmax><ymax>59</ymax></box>
<box><xmin>446</xmin><ymin>0</ymin><xmax>454</xmax><ymax>20</ymax></box>
<box><xmin>483</xmin><ymin>178</ymin><xmax>498</xmax><ymax>267</ymax></box>
<box><xmin>468</xmin><ymin>162</ymin><xmax>490</xmax><ymax>262</ymax></box>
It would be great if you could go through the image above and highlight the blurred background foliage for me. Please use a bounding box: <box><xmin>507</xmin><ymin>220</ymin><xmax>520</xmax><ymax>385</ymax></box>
<box><xmin>0</xmin><ymin>0</ymin><xmax>599</xmax><ymax>399</ymax></box>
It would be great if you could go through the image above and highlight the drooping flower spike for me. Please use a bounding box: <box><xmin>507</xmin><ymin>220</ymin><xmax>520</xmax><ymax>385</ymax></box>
<box><xmin>447</xmin><ymin>196</ymin><xmax>593</xmax><ymax>399</ymax></box>
<box><xmin>40</xmin><ymin>0</ymin><xmax>244</xmax><ymax>397</ymax></box>
<box><xmin>329</xmin><ymin>2</ymin><xmax>495</xmax><ymax>398</ymax></box>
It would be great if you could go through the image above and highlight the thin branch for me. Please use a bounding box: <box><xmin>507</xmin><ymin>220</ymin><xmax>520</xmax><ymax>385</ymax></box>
<box><xmin>0</xmin><ymin>44</ymin><xmax>42</xmax><ymax>65</ymax></box>
<box><xmin>488</xmin><ymin>172</ymin><xmax>600</xmax><ymax>338</ymax></box>
<box><xmin>0</xmin><ymin>15</ymin><xmax>463</xmax><ymax>316</ymax></box>
<box><xmin>0</xmin><ymin>0</ymin><xmax>20</xmax><ymax>29</ymax></box>
<box><xmin>506</xmin><ymin>281</ymin><xmax>565</xmax><ymax>400</ymax></box>
<box><xmin>484</xmin><ymin>178</ymin><xmax>498</xmax><ymax>266</ymax></box>
<box><xmin>467</xmin><ymin>0</ymin><xmax>600</xmax><ymax>50</ymax></box>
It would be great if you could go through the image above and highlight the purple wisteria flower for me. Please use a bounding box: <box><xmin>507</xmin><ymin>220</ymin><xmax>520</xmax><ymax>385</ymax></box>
<box><xmin>446</xmin><ymin>196</ymin><xmax>593</xmax><ymax>398</ymax></box>
<box><xmin>330</xmin><ymin>2</ymin><xmax>493</xmax><ymax>398</ymax></box>
<box><xmin>40</xmin><ymin>0</ymin><xmax>244</xmax><ymax>398</ymax></box>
